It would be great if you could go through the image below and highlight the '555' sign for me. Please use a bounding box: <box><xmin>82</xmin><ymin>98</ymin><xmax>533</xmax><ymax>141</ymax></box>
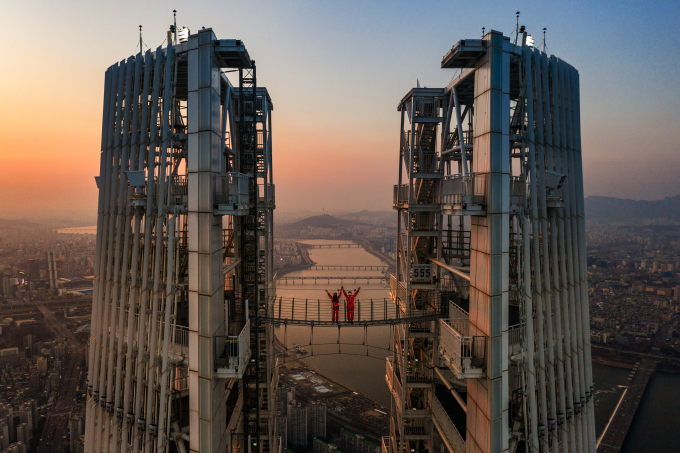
<box><xmin>411</xmin><ymin>264</ymin><xmax>433</xmax><ymax>281</ymax></box>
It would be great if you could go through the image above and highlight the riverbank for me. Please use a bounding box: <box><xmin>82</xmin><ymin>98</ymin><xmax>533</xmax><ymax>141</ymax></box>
<box><xmin>592</xmin><ymin>356</ymin><xmax>636</xmax><ymax>370</ymax></box>
<box><xmin>360</xmin><ymin>240</ymin><xmax>393</xmax><ymax>267</ymax></box>
<box><xmin>277</xmin><ymin>353</ymin><xmax>389</xmax><ymax>445</ymax></box>
<box><xmin>591</xmin><ymin>348</ymin><xmax>680</xmax><ymax>373</ymax></box>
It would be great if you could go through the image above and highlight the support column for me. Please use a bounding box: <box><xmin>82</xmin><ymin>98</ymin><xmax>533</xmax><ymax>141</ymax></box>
<box><xmin>466</xmin><ymin>30</ymin><xmax>510</xmax><ymax>453</ymax></box>
<box><xmin>187</xmin><ymin>28</ymin><xmax>227</xmax><ymax>453</ymax></box>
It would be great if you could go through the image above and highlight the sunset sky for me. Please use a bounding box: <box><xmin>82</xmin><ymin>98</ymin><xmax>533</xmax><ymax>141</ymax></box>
<box><xmin>1</xmin><ymin>0</ymin><xmax>679</xmax><ymax>220</ymax></box>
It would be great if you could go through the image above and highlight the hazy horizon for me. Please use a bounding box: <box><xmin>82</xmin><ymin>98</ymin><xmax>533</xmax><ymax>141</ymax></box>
<box><xmin>2</xmin><ymin>0</ymin><xmax>678</xmax><ymax>217</ymax></box>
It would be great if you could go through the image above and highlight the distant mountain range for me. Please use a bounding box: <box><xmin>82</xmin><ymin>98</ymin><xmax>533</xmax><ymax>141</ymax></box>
<box><xmin>281</xmin><ymin>214</ymin><xmax>360</xmax><ymax>230</ymax></box>
<box><xmin>585</xmin><ymin>195</ymin><xmax>680</xmax><ymax>221</ymax></box>
<box><xmin>279</xmin><ymin>211</ymin><xmax>396</xmax><ymax>230</ymax></box>
<box><xmin>278</xmin><ymin>198</ymin><xmax>680</xmax><ymax>227</ymax></box>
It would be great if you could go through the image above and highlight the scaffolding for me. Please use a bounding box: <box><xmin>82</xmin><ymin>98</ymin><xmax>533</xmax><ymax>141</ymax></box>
<box><xmin>389</xmin><ymin>30</ymin><xmax>595</xmax><ymax>453</ymax></box>
<box><xmin>85</xmin><ymin>28</ymin><xmax>276</xmax><ymax>453</ymax></box>
<box><xmin>85</xmin><ymin>25</ymin><xmax>594</xmax><ymax>453</ymax></box>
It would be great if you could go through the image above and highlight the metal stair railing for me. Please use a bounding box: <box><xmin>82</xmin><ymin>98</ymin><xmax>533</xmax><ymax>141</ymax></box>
<box><xmin>432</xmin><ymin>395</ymin><xmax>465</xmax><ymax>453</ymax></box>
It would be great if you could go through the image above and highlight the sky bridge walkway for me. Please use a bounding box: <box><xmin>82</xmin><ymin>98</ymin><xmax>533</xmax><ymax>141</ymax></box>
<box><xmin>304</xmin><ymin>244</ymin><xmax>362</xmax><ymax>249</ymax></box>
<box><xmin>309</xmin><ymin>265</ymin><xmax>389</xmax><ymax>270</ymax></box>
<box><xmin>277</xmin><ymin>276</ymin><xmax>387</xmax><ymax>284</ymax></box>
<box><xmin>260</xmin><ymin>296</ymin><xmax>448</xmax><ymax>326</ymax></box>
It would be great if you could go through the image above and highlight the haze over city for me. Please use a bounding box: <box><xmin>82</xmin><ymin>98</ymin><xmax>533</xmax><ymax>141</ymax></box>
<box><xmin>2</xmin><ymin>2</ymin><xmax>680</xmax><ymax>453</ymax></box>
<box><xmin>1</xmin><ymin>0</ymin><xmax>679</xmax><ymax>218</ymax></box>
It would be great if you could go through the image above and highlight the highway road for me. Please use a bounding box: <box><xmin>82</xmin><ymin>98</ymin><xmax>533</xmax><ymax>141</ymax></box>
<box><xmin>36</xmin><ymin>305</ymin><xmax>84</xmax><ymax>453</ymax></box>
<box><xmin>597</xmin><ymin>358</ymin><xmax>658</xmax><ymax>453</ymax></box>
<box><xmin>592</xmin><ymin>344</ymin><xmax>680</xmax><ymax>364</ymax></box>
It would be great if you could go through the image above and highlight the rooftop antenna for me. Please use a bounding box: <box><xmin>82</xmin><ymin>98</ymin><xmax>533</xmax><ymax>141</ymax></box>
<box><xmin>139</xmin><ymin>25</ymin><xmax>143</xmax><ymax>53</ymax></box>
<box><xmin>542</xmin><ymin>28</ymin><xmax>547</xmax><ymax>52</ymax></box>
<box><xmin>482</xmin><ymin>27</ymin><xmax>485</xmax><ymax>38</ymax></box>
<box><xmin>173</xmin><ymin>10</ymin><xmax>177</xmax><ymax>45</ymax></box>
<box><xmin>514</xmin><ymin>11</ymin><xmax>520</xmax><ymax>44</ymax></box>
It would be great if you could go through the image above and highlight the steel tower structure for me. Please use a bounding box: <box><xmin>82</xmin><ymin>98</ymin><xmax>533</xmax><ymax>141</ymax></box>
<box><xmin>389</xmin><ymin>30</ymin><xmax>594</xmax><ymax>453</ymax></box>
<box><xmin>85</xmin><ymin>28</ymin><xmax>276</xmax><ymax>453</ymax></box>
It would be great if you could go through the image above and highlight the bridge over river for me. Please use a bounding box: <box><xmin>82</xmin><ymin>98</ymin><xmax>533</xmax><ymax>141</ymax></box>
<box><xmin>597</xmin><ymin>357</ymin><xmax>659</xmax><ymax>453</ymax></box>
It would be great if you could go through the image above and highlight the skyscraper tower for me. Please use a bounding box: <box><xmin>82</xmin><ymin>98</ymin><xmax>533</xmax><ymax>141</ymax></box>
<box><xmin>390</xmin><ymin>30</ymin><xmax>594</xmax><ymax>453</ymax></box>
<box><xmin>85</xmin><ymin>28</ymin><xmax>276</xmax><ymax>453</ymax></box>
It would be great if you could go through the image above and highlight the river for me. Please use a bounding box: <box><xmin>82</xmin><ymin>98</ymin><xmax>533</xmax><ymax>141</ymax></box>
<box><xmin>275</xmin><ymin>239</ymin><xmax>393</xmax><ymax>406</ymax></box>
<box><xmin>275</xmin><ymin>239</ymin><xmax>680</xmax><ymax>449</ymax></box>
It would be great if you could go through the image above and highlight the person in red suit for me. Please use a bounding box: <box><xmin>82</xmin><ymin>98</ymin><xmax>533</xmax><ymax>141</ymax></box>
<box><xmin>325</xmin><ymin>289</ymin><xmax>341</xmax><ymax>323</ymax></box>
<box><xmin>342</xmin><ymin>286</ymin><xmax>361</xmax><ymax>324</ymax></box>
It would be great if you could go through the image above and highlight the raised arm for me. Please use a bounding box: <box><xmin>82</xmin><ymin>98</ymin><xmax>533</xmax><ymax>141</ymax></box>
<box><xmin>342</xmin><ymin>288</ymin><xmax>349</xmax><ymax>299</ymax></box>
<box><xmin>354</xmin><ymin>287</ymin><xmax>361</xmax><ymax>298</ymax></box>
<box><xmin>325</xmin><ymin>290</ymin><xmax>333</xmax><ymax>300</ymax></box>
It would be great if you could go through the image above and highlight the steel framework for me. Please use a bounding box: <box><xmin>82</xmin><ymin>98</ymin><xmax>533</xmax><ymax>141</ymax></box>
<box><xmin>389</xmin><ymin>30</ymin><xmax>595</xmax><ymax>453</ymax></box>
<box><xmin>85</xmin><ymin>26</ymin><xmax>593</xmax><ymax>453</ymax></box>
<box><xmin>85</xmin><ymin>29</ymin><xmax>276</xmax><ymax>453</ymax></box>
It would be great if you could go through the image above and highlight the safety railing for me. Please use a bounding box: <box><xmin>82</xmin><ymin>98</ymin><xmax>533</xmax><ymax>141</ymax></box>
<box><xmin>448</xmin><ymin>302</ymin><xmax>470</xmax><ymax>336</ymax></box>
<box><xmin>508</xmin><ymin>323</ymin><xmax>523</xmax><ymax>357</ymax></box>
<box><xmin>439</xmin><ymin>306</ymin><xmax>486</xmax><ymax>379</ymax></box>
<box><xmin>401</xmin><ymin>131</ymin><xmax>412</xmax><ymax>155</ymax></box>
<box><xmin>414</xmin><ymin>212</ymin><xmax>435</xmax><ymax>231</ymax></box>
<box><xmin>509</xmin><ymin>232</ymin><xmax>519</xmax><ymax>281</ymax></box>
<box><xmin>394</xmin><ymin>335</ymin><xmax>405</xmax><ymax>371</ymax></box>
<box><xmin>406</xmin><ymin>361</ymin><xmax>433</xmax><ymax>383</ymax></box>
<box><xmin>258</xmin><ymin>183</ymin><xmax>275</xmax><ymax>207</ymax></box>
<box><xmin>174</xmin><ymin>376</ymin><xmax>188</xmax><ymax>391</ymax></box>
<box><xmin>441</xmin><ymin>173</ymin><xmax>487</xmax><ymax>206</ymax></box>
<box><xmin>413</xmin><ymin>98</ymin><xmax>438</xmax><ymax>118</ymax></box>
<box><xmin>214</xmin><ymin>172</ymin><xmax>250</xmax><ymax>214</ymax></box>
<box><xmin>174</xmin><ymin>325</ymin><xmax>189</xmax><ymax>347</ymax></box>
<box><xmin>415</xmin><ymin>153</ymin><xmax>438</xmax><ymax>173</ymax></box>
<box><xmin>432</xmin><ymin>395</ymin><xmax>465</xmax><ymax>453</ymax></box>
<box><xmin>389</xmin><ymin>274</ymin><xmax>407</xmax><ymax>307</ymax></box>
<box><xmin>403</xmin><ymin>419</ymin><xmax>430</xmax><ymax>436</ymax></box>
<box><xmin>442</xmin><ymin>229</ymin><xmax>471</xmax><ymax>260</ymax></box>
<box><xmin>381</xmin><ymin>437</ymin><xmax>391</xmax><ymax>453</ymax></box>
<box><xmin>446</xmin><ymin>130</ymin><xmax>473</xmax><ymax>149</ymax></box>
<box><xmin>510</xmin><ymin>176</ymin><xmax>525</xmax><ymax>207</ymax></box>
<box><xmin>508</xmin><ymin>324</ymin><xmax>523</xmax><ymax>345</ymax></box>
<box><xmin>385</xmin><ymin>358</ymin><xmax>403</xmax><ymax>407</ymax></box>
<box><xmin>409</xmin><ymin>321</ymin><xmax>432</xmax><ymax>333</ymax></box>
<box><xmin>214</xmin><ymin>320</ymin><xmax>251</xmax><ymax>379</ymax></box>
<box><xmin>393</xmin><ymin>184</ymin><xmax>409</xmax><ymax>208</ymax></box>
<box><xmin>171</xmin><ymin>175</ymin><xmax>188</xmax><ymax>195</ymax></box>
<box><xmin>151</xmin><ymin>318</ymin><xmax>189</xmax><ymax>349</ymax></box>
<box><xmin>266</xmin><ymin>290</ymin><xmax>448</xmax><ymax>326</ymax></box>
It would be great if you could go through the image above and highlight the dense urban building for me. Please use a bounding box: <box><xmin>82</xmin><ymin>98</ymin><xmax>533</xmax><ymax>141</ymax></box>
<box><xmin>1</xmin><ymin>15</ymin><xmax>679</xmax><ymax>453</ymax></box>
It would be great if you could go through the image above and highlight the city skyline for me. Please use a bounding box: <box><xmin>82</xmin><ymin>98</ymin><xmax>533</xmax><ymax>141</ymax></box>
<box><xmin>2</xmin><ymin>5</ymin><xmax>680</xmax><ymax>453</ymax></box>
<box><xmin>1</xmin><ymin>0</ymin><xmax>679</xmax><ymax>216</ymax></box>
